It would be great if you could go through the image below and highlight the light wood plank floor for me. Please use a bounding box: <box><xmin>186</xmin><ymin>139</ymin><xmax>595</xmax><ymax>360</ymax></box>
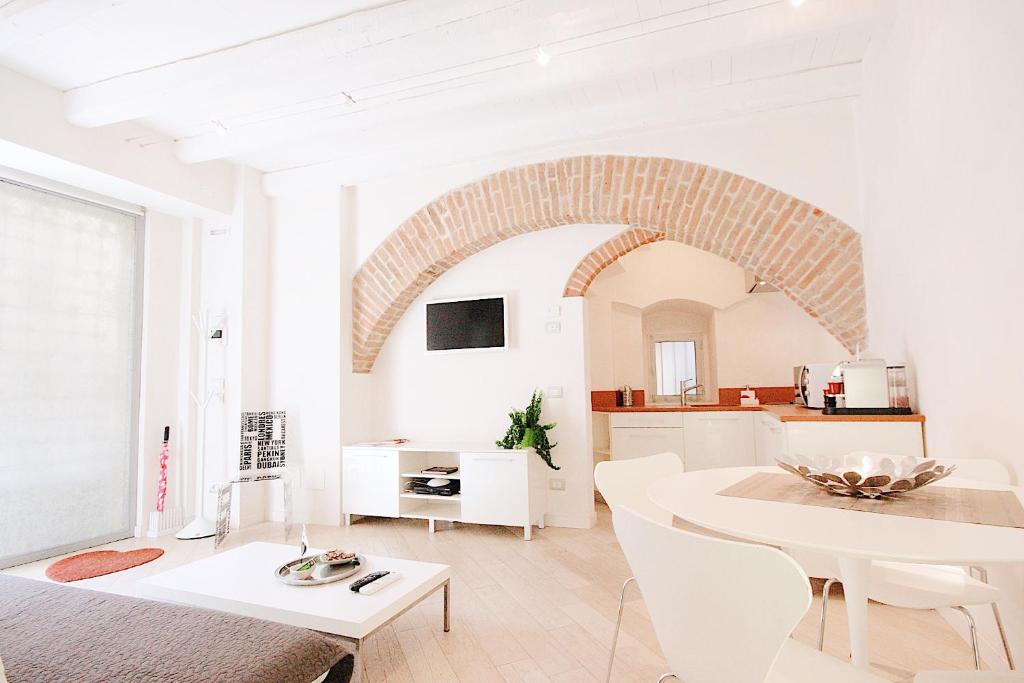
<box><xmin>4</xmin><ymin>504</ymin><xmax>983</xmax><ymax>682</ymax></box>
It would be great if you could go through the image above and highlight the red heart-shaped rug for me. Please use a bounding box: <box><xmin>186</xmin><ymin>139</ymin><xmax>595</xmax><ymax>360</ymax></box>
<box><xmin>45</xmin><ymin>548</ymin><xmax>165</xmax><ymax>582</ymax></box>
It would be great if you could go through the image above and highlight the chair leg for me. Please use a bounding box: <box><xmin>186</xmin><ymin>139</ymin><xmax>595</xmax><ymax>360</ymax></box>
<box><xmin>656</xmin><ymin>675</ymin><xmax>678</xmax><ymax>682</ymax></box>
<box><xmin>818</xmin><ymin>577</ymin><xmax>839</xmax><ymax>651</ymax></box>
<box><xmin>606</xmin><ymin>576</ymin><xmax>636</xmax><ymax>683</ymax></box>
<box><xmin>976</xmin><ymin>567</ymin><xmax>1016</xmax><ymax>671</ymax></box>
<box><xmin>952</xmin><ymin>606</ymin><xmax>981</xmax><ymax>670</ymax></box>
<box><xmin>988</xmin><ymin>601</ymin><xmax>1017</xmax><ymax>671</ymax></box>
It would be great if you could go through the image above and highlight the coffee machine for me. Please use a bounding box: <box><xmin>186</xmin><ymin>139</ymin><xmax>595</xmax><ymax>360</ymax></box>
<box><xmin>828</xmin><ymin>359</ymin><xmax>911</xmax><ymax>414</ymax></box>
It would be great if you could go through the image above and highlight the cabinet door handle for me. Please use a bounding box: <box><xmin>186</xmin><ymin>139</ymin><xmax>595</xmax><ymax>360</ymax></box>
<box><xmin>347</xmin><ymin>453</ymin><xmax>387</xmax><ymax>458</ymax></box>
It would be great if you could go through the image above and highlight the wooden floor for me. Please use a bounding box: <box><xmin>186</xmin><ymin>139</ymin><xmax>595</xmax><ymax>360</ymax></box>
<box><xmin>4</xmin><ymin>503</ymin><xmax>983</xmax><ymax>682</ymax></box>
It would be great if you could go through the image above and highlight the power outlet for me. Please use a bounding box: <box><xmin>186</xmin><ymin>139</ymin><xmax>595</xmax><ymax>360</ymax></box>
<box><xmin>549</xmin><ymin>478</ymin><xmax>566</xmax><ymax>491</ymax></box>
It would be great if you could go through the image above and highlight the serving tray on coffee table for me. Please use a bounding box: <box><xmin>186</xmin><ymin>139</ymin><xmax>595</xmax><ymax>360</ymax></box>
<box><xmin>274</xmin><ymin>554</ymin><xmax>366</xmax><ymax>586</ymax></box>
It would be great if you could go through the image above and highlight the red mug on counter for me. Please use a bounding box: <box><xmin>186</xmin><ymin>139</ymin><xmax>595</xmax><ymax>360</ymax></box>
<box><xmin>827</xmin><ymin>381</ymin><xmax>844</xmax><ymax>395</ymax></box>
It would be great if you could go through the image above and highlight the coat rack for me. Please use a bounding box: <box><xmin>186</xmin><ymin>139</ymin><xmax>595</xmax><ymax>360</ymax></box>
<box><xmin>177</xmin><ymin>311</ymin><xmax>225</xmax><ymax>540</ymax></box>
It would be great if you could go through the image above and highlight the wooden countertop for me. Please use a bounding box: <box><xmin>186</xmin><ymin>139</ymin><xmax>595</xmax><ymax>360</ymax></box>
<box><xmin>594</xmin><ymin>404</ymin><xmax>765</xmax><ymax>413</ymax></box>
<box><xmin>593</xmin><ymin>403</ymin><xmax>925</xmax><ymax>423</ymax></box>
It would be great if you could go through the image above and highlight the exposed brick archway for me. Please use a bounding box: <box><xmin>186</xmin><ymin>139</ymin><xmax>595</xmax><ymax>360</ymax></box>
<box><xmin>562</xmin><ymin>227</ymin><xmax>664</xmax><ymax>297</ymax></box>
<box><xmin>353</xmin><ymin>156</ymin><xmax>866</xmax><ymax>373</ymax></box>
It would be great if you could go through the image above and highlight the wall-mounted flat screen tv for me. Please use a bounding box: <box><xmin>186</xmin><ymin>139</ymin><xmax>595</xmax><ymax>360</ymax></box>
<box><xmin>426</xmin><ymin>295</ymin><xmax>507</xmax><ymax>352</ymax></box>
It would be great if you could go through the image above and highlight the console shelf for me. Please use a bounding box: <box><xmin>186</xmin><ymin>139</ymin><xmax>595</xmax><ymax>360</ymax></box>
<box><xmin>342</xmin><ymin>442</ymin><xmax>546</xmax><ymax>540</ymax></box>
<box><xmin>400</xmin><ymin>472</ymin><xmax>461</xmax><ymax>480</ymax></box>
<box><xmin>400</xmin><ymin>492</ymin><xmax>462</xmax><ymax>502</ymax></box>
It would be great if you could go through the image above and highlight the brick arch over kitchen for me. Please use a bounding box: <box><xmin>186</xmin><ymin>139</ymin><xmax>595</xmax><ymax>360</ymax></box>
<box><xmin>352</xmin><ymin>155</ymin><xmax>867</xmax><ymax>373</ymax></box>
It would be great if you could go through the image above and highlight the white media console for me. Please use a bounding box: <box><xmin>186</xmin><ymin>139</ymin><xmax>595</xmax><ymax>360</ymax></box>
<box><xmin>341</xmin><ymin>442</ymin><xmax>547</xmax><ymax>540</ymax></box>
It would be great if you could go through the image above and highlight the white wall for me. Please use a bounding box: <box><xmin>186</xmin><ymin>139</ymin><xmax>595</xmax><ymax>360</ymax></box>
<box><xmin>134</xmin><ymin>212</ymin><xmax>194</xmax><ymax>534</ymax></box>
<box><xmin>714</xmin><ymin>293</ymin><xmax>851</xmax><ymax>387</ymax></box>
<box><xmin>372</xmin><ymin>225</ymin><xmax>620</xmax><ymax>528</ymax></box>
<box><xmin>267</xmin><ymin>189</ymin><xmax>345</xmax><ymax>525</ymax></box>
<box><xmin>857</xmin><ymin>0</ymin><xmax>1024</xmax><ymax>664</ymax></box>
<box><xmin>859</xmin><ymin>0</ymin><xmax>1024</xmax><ymax>474</ymax></box>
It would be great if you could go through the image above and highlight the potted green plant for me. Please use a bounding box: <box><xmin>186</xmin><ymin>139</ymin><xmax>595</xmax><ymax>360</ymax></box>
<box><xmin>496</xmin><ymin>390</ymin><xmax>559</xmax><ymax>470</ymax></box>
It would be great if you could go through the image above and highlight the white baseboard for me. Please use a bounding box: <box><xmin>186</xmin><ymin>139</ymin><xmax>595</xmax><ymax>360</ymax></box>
<box><xmin>145</xmin><ymin>508</ymin><xmax>185</xmax><ymax>538</ymax></box>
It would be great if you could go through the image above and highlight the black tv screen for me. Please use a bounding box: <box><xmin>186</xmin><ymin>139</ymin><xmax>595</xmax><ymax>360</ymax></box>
<box><xmin>426</xmin><ymin>297</ymin><xmax>506</xmax><ymax>351</ymax></box>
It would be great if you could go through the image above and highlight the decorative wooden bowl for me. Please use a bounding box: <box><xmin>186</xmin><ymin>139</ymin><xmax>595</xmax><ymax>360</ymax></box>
<box><xmin>777</xmin><ymin>452</ymin><xmax>956</xmax><ymax>499</ymax></box>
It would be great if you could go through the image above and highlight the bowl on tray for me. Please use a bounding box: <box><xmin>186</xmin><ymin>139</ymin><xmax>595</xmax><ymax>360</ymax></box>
<box><xmin>289</xmin><ymin>558</ymin><xmax>317</xmax><ymax>580</ymax></box>
<box><xmin>318</xmin><ymin>549</ymin><xmax>358</xmax><ymax>567</ymax></box>
<box><xmin>776</xmin><ymin>451</ymin><xmax>956</xmax><ymax>498</ymax></box>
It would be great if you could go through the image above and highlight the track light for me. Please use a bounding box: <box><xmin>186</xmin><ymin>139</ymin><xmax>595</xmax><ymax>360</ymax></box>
<box><xmin>211</xmin><ymin>120</ymin><xmax>229</xmax><ymax>137</ymax></box>
<box><xmin>535</xmin><ymin>46</ymin><xmax>551</xmax><ymax>66</ymax></box>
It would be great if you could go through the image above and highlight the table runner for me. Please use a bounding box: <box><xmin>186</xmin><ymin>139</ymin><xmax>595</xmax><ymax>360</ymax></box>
<box><xmin>717</xmin><ymin>472</ymin><xmax>1024</xmax><ymax>528</ymax></box>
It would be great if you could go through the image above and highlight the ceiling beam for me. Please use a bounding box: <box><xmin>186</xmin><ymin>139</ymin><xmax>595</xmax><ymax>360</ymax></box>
<box><xmin>174</xmin><ymin>16</ymin><xmax>872</xmax><ymax>166</ymax></box>
<box><xmin>63</xmin><ymin>0</ymin><xmax>885</xmax><ymax>130</ymax></box>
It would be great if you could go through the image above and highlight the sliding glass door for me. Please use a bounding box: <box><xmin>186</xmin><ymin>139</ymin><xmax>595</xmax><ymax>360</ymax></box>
<box><xmin>0</xmin><ymin>179</ymin><xmax>141</xmax><ymax>568</ymax></box>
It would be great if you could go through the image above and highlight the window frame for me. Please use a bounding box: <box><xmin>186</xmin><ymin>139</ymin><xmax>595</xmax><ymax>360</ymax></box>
<box><xmin>646</xmin><ymin>331</ymin><xmax>710</xmax><ymax>404</ymax></box>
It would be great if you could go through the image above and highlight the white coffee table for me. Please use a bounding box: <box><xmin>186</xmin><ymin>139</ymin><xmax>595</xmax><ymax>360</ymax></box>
<box><xmin>138</xmin><ymin>542</ymin><xmax>451</xmax><ymax>681</ymax></box>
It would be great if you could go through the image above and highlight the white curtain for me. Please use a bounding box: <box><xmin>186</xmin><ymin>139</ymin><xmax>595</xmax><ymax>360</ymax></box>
<box><xmin>0</xmin><ymin>180</ymin><xmax>139</xmax><ymax>567</ymax></box>
<box><xmin>655</xmin><ymin>340</ymin><xmax>697</xmax><ymax>396</ymax></box>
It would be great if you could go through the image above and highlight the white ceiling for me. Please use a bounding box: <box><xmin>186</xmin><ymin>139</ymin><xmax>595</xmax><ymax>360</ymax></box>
<box><xmin>0</xmin><ymin>0</ymin><xmax>889</xmax><ymax>182</ymax></box>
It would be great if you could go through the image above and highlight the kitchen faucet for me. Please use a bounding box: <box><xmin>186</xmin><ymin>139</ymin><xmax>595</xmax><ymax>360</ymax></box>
<box><xmin>680</xmin><ymin>379</ymin><xmax>704</xmax><ymax>406</ymax></box>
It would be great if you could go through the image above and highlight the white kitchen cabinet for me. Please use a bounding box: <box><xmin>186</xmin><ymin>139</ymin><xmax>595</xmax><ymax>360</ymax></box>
<box><xmin>682</xmin><ymin>411</ymin><xmax>756</xmax><ymax>471</ymax></box>
<box><xmin>754</xmin><ymin>413</ymin><xmax>787</xmax><ymax>466</ymax></box>
<box><xmin>610</xmin><ymin>427</ymin><xmax>685</xmax><ymax>461</ymax></box>
<box><xmin>342</xmin><ymin>443</ymin><xmax>545</xmax><ymax>539</ymax></box>
<box><xmin>341</xmin><ymin>447</ymin><xmax>400</xmax><ymax>519</ymax></box>
<box><xmin>609</xmin><ymin>412</ymin><xmax>685</xmax><ymax>462</ymax></box>
<box><xmin>784</xmin><ymin>421</ymin><xmax>925</xmax><ymax>459</ymax></box>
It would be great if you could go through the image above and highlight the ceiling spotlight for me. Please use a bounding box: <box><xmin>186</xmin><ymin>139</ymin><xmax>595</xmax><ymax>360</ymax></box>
<box><xmin>211</xmin><ymin>120</ymin><xmax>229</xmax><ymax>137</ymax></box>
<box><xmin>535</xmin><ymin>46</ymin><xmax>551</xmax><ymax>66</ymax></box>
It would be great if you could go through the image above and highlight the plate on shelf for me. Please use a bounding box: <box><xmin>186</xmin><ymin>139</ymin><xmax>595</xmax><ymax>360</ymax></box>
<box><xmin>274</xmin><ymin>554</ymin><xmax>366</xmax><ymax>586</ymax></box>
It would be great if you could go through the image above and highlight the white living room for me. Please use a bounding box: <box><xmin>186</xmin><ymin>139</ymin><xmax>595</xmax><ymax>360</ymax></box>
<box><xmin>1</xmin><ymin>1</ymin><xmax>1023</xmax><ymax>682</ymax></box>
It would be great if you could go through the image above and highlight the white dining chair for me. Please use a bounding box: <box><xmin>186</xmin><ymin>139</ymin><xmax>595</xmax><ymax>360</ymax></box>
<box><xmin>611</xmin><ymin>504</ymin><xmax>887</xmax><ymax>682</ymax></box>
<box><xmin>805</xmin><ymin>458</ymin><xmax>1015</xmax><ymax>670</ymax></box>
<box><xmin>594</xmin><ymin>452</ymin><xmax>683</xmax><ymax>682</ymax></box>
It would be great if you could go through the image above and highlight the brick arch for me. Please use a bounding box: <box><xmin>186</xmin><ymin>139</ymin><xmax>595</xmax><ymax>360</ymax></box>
<box><xmin>353</xmin><ymin>156</ymin><xmax>866</xmax><ymax>373</ymax></box>
<box><xmin>563</xmin><ymin>227</ymin><xmax>664</xmax><ymax>297</ymax></box>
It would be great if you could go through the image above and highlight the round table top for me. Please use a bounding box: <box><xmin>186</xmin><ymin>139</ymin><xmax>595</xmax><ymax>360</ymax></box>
<box><xmin>647</xmin><ymin>466</ymin><xmax>1024</xmax><ymax>565</ymax></box>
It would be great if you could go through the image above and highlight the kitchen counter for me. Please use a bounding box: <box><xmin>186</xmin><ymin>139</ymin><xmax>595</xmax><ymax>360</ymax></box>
<box><xmin>594</xmin><ymin>403</ymin><xmax>925</xmax><ymax>423</ymax></box>
<box><xmin>594</xmin><ymin>404</ymin><xmax>765</xmax><ymax>413</ymax></box>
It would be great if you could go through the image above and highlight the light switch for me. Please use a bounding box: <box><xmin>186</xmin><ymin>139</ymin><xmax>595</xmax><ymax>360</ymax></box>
<box><xmin>547</xmin><ymin>305</ymin><xmax>561</xmax><ymax>317</ymax></box>
<box><xmin>545</xmin><ymin>321</ymin><xmax>561</xmax><ymax>334</ymax></box>
<box><xmin>546</xmin><ymin>385</ymin><xmax>563</xmax><ymax>398</ymax></box>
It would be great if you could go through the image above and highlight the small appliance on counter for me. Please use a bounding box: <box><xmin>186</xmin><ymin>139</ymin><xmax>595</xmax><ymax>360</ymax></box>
<box><xmin>823</xmin><ymin>359</ymin><xmax>912</xmax><ymax>415</ymax></box>
<box><xmin>793</xmin><ymin>363</ymin><xmax>836</xmax><ymax>408</ymax></box>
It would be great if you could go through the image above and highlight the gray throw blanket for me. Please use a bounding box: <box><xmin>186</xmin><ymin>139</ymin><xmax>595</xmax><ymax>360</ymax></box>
<box><xmin>0</xmin><ymin>574</ymin><xmax>354</xmax><ymax>683</ymax></box>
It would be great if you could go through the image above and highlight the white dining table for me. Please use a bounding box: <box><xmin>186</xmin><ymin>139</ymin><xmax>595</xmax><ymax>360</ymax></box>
<box><xmin>647</xmin><ymin>466</ymin><xmax>1024</xmax><ymax>668</ymax></box>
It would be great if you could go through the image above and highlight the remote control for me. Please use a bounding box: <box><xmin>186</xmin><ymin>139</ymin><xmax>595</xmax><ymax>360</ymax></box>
<box><xmin>349</xmin><ymin>570</ymin><xmax>389</xmax><ymax>592</ymax></box>
<box><xmin>357</xmin><ymin>571</ymin><xmax>401</xmax><ymax>595</ymax></box>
